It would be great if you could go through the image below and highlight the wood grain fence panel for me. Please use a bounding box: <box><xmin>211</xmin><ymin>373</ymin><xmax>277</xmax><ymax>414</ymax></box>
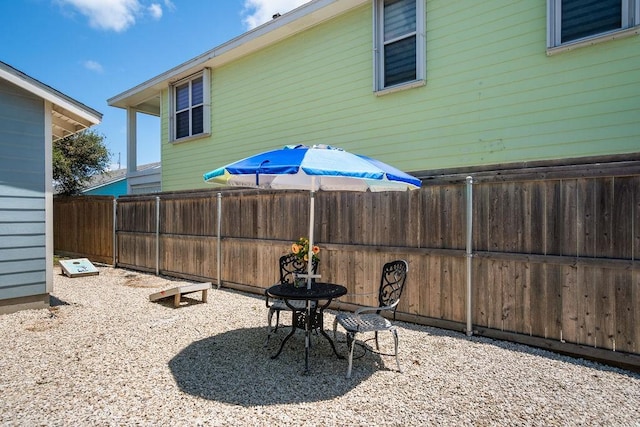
<box><xmin>423</xmin><ymin>185</ymin><xmax>444</xmax><ymax>249</ymax></box>
<box><xmin>545</xmin><ymin>181</ymin><xmax>562</xmax><ymax>256</ymax></box>
<box><xmin>561</xmin><ymin>180</ymin><xmax>578</xmax><ymax>257</ymax></box>
<box><xmin>500</xmin><ymin>260</ymin><xmax>517</xmax><ymax>332</ymax></box>
<box><xmin>502</xmin><ymin>183</ymin><xmax>520</xmax><ymax>253</ymax></box>
<box><xmin>577</xmin><ymin>178</ymin><xmax>597</xmax><ymax>257</ymax></box>
<box><xmin>161</xmin><ymin>235</ymin><xmax>216</xmax><ymax>280</ymax></box>
<box><xmin>117</xmin><ymin>232</ymin><xmax>155</xmax><ymax>270</ymax></box>
<box><xmin>427</xmin><ymin>255</ymin><xmax>443</xmax><ymax>319</ymax></box>
<box><xmin>440</xmin><ymin>256</ymin><xmax>454</xmax><ymax>321</ymax></box>
<box><xmin>612</xmin><ymin>177</ymin><xmax>634</xmax><ymax>259</ymax></box>
<box><xmin>350</xmin><ymin>193</ymin><xmax>367</xmax><ymax>244</ymax></box>
<box><xmin>529</xmin><ymin>182</ymin><xmax>546</xmax><ymax>254</ymax></box>
<box><xmin>441</xmin><ymin>185</ymin><xmax>465</xmax><ymax>250</ymax></box>
<box><xmin>53</xmin><ymin>196</ymin><xmax>113</xmax><ymax>263</ymax></box>
<box><xmin>406</xmin><ymin>190</ymin><xmax>422</xmax><ymax>248</ymax></box>
<box><xmin>594</xmin><ymin>266</ymin><xmax>616</xmax><ymax>351</ymax></box>
<box><xmin>513</xmin><ymin>261</ymin><xmax>532</xmax><ymax>336</ymax></box>
<box><xmin>487</xmin><ymin>183</ymin><xmax>504</xmax><ymax>253</ymax></box>
<box><xmin>473</xmin><ymin>257</ymin><xmax>488</xmax><ymax>327</ymax></box>
<box><xmin>529</xmin><ymin>263</ymin><xmax>547</xmax><ymax>338</ymax></box>
<box><xmin>521</xmin><ymin>182</ymin><xmax>533</xmax><ymax>254</ymax></box>
<box><xmin>118</xmin><ymin>199</ymin><xmax>156</xmax><ymax>233</ymax></box>
<box><xmin>489</xmin><ymin>259</ymin><xmax>504</xmax><ymax>331</ymax></box>
<box><xmin>546</xmin><ymin>264</ymin><xmax>563</xmax><ymax>340</ymax></box>
<box><xmin>577</xmin><ymin>266</ymin><xmax>597</xmax><ymax>347</ymax></box>
<box><xmin>450</xmin><ymin>257</ymin><xmax>466</xmax><ymax>323</ymax></box>
<box><xmin>220</xmin><ymin>196</ymin><xmax>240</xmax><ymax>239</ymax></box>
<box><xmin>632</xmin><ymin>270</ymin><xmax>640</xmax><ymax>353</ymax></box>
<box><xmin>596</xmin><ymin>178</ymin><xmax>614</xmax><ymax>258</ymax></box>
<box><xmin>561</xmin><ymin>264</ymin><xmax>579</xmax><ymax>345</ymax></box>
<box><xmin>162</xmin><ymin>196</ymin><xmax>217</xmax><ymax>236</ymax></box>
<box><xmin>473</xmin><ymin>183</ymin><xmax>489</xmax><ymax>252</ymax></box>
<box><xmin>407</xmin><ymin>254</ymin><xmax>427</xmax><ymax>316</ymax></box>
<box><xmin>635</xmin><ymin>177</ymin><xmax>640</xmax><ymax>261</ymax></box>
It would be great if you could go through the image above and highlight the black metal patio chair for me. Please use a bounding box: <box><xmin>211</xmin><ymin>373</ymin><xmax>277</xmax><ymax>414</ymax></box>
<box><xmin>264</xmin><ymin>253</ymin><xmax>319</xmax><ymax>346</ymax></box>
<box><xmin>332</xmin><ymin>259</ymin><xmax>408</xmax><ymax>378</ymax></box>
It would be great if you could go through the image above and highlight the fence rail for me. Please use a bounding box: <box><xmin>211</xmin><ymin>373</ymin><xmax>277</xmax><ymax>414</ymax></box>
<box><xmin>53</xmin><ymin>167</ymin><xmax>640</xmax><ymax>371</ymax></box>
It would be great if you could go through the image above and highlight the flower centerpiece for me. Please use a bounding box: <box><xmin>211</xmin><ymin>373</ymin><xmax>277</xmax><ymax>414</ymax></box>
<box><xmin>290</xmin><ymin>237</ymin><xmax>320</xmax><ymax>287</ymax></box>
<box><xmin>290</xmin><ymin>236</ymin><xmax>320</xmax><ymax>263</ymax></box>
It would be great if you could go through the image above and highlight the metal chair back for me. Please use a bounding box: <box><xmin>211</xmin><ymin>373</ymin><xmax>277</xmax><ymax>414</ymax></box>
<box><xmin>279</xmin><ymin>253</ymin><xmax>319</xmax><ymax>285</ymax></box>
<box><xmin>377</xmin><ymin>259</ymin><xmax>409</xmax><ymax>319</ymax></box>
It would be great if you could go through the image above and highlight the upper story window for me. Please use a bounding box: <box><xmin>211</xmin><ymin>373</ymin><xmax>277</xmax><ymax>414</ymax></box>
<box><xmin>374</xmin><ymin>0</ymin><xmax>425</xmax><ymax>94</ymax></box>
<box><xmin>547</xmin><ymin>0</ymin><xmax>640</xmax><ymax>52</ymax></box>
<box><xmin>170</xmin><ymin>69</ymin><xmax>210</xmax><ymax>142</ymax></box>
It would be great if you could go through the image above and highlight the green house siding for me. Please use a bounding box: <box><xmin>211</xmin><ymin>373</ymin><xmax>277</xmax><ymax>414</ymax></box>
<box><xmin>161</xmin><ymin>1</ymin><xmax>640</xmax><ymax>191</ymax></box>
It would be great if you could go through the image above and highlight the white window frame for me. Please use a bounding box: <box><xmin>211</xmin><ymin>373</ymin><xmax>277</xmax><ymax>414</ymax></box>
<box><xmin>547</xmin><ymin>0</ymin><xmax>640</xmax><ymax>55</ymax></box>
<box><xmin>169</xmin><ymin>68</ymin><xmax>211</xmax><ymax>142</ymax></box>
<box><xmin>373</xmin><ymin>0</ymin><xmax>426</xmax><ymax>95</ymax></box>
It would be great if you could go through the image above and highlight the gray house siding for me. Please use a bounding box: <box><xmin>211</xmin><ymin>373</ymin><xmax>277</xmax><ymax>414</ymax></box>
<box><xmin>0</xmin><ymin>79</ymin><xmax>47</xmax><ymax>301</ymax></box>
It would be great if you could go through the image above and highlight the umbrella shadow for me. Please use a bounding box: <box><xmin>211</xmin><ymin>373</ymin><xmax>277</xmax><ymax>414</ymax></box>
<box><xmin>168</xmin><ymin>327</ymin><xmax>384</xmax><ymax>406</ymax></box>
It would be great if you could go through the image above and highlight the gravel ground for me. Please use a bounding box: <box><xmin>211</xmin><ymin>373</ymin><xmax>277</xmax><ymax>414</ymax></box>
<box><xmin>1</xmin><ymin>265</ymin><xmax>639</xmax><ymax>426</ymax></box>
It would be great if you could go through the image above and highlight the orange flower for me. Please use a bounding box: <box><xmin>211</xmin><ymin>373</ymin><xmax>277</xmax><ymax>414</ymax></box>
<box><xmin>312</xmin><ymin>245</ymin><xmax>320</xmax><ymax>254</ymax></box>
<box><xmin>291</xmin><ymin>243</ymin><xmax>301</xmax><ymax>254</ymax></box>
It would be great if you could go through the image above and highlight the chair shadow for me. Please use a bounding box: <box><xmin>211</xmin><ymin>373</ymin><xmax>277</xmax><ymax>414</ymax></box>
<box><xmin>168</xmin><ymin>326</ymin><xmax>383</xmax><ymax>406</ymax></box>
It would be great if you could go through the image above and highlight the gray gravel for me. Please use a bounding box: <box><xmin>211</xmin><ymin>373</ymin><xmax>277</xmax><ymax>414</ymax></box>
<box><xmin>1</xmin><ymin>265</ymin><xmax>639</xmax><ymax>426</ymax></box>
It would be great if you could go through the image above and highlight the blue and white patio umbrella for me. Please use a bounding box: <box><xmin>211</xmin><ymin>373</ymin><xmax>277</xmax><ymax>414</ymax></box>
<box><xmin>203</xmin><ymin>144</ymin><xmax>421</xmax><ymax>288</ymax></box>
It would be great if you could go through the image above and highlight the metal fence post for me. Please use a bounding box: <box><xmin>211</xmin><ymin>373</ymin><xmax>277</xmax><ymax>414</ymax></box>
<box><xmin>217</xmin><ymin>192</ymin><xmax>222</xmax><ymax>289</ymax></box>
<box><xmin>465</xmin><ymin>176</ymin><xmax>474</xmax><ymax>337</ymax></box>
<box><xmin>112</xmin><ymin>198</ymin><xmax>118</xmax><ymax>266</ymax></box>
<box><xmin>155</xmin><ymin>196</ymin><xmax>160</xmax><ymax>276</ymax></box>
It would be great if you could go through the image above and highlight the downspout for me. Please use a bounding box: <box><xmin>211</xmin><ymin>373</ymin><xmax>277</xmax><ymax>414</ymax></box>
<box><xmin>217</xmin><ymin>192</ymin><xmax>222</xmax><ymax>289</ymax></box>
<box><xmin>465</xmin><ymin>176</ymin><xmax>474</xmax><ymax>336</ymax></box>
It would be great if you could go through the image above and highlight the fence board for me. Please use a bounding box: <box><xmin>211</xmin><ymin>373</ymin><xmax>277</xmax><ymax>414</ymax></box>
<box><xmin>561</xmin><ymin>264</ymin><xmax>579</xmax><ymax>344</ymax></box>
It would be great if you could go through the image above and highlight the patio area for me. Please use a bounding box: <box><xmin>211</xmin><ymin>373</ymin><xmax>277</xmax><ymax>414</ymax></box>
<box><xmin>1</xmin><ymin>265</ymin><xmax>638</xmax><ymax>426</ymax></box>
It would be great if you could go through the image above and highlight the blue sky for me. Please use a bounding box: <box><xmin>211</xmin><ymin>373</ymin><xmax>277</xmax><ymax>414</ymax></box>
<box><xmin>0</xmin><ymin>0</ymin><xmax>309</xmax><ymax>169</ymax></box>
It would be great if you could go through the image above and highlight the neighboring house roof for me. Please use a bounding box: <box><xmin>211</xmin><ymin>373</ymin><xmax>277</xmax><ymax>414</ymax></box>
<box><xmin>0</xmin><ymin>61</ymin><xmax>102</xmax><ymax>140</ymax></box>
<box><xmin>82</xmin><ymin>162</ymin><xmax>161</xmax><ymax>193</ymax></box>
<box><xmin>107</xmin><ymin>0</ymin><xmax>366</xmax><ymax>115</ymax></box>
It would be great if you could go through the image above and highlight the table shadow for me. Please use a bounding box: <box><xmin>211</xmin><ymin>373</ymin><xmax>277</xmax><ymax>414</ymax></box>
<box><xmin>168</xmin><ymin>326</ymin><xmax>383</xmax><ymax>406</ymax></box>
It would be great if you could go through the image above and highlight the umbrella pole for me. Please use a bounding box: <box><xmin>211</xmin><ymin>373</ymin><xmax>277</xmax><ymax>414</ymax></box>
<box><xmin>307</xmin><ymin>185</ymin><xmax>315</xmax><ymax>290</ymax></box>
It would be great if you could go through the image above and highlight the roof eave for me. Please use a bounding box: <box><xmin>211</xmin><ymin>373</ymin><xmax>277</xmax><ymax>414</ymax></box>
<box><xmin>0</xmin><ymin>62</ymin><xmax>102</xmax><ymax>125</ymax></box>
<box><xmin>107</xmin><ymin>0</ymin><xmax>368</xmax><ymax>111</ymax></box>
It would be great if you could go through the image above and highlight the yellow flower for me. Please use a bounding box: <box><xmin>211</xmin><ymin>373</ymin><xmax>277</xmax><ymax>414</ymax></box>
<box><xmin>291</xmin><ymin>243</ymin><xmax>300</xmax><ymax>254</ymax></box>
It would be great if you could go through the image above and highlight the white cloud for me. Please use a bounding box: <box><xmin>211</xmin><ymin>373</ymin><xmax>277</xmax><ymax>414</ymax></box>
<box><xmin>57</xmin><ymin>0</ymin><xmax>169</xmax><ymax>32</ymax></box>
<box><xmin>242</xmin><ymin>0</ymin><xmax>311</xmax><ymax>30</ymax></box>
<box><xmin>163</xmin><ymin>0</ymin><xmax>175</xmax><ymax>11</ymax></box>
<box><xmin>83</xmin><ymin>60</ymin><xmax>104</xmax><ymax>73</ymax></box>
<box><xmin>148</xmin><ymin>3</ymin><xmax>162</xmax><ymax>19</ymax></box>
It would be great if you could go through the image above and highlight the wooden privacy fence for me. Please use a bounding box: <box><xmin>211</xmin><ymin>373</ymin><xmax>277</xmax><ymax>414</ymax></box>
<box><xmin>54</xmin><ymin>170</ymin><xmax>640</xmax><ymax>370</ymax></box>
<box><xmin>53</xmin><ymin>195</ymin><xmax>115</xmax><ymax>264</ymax></box>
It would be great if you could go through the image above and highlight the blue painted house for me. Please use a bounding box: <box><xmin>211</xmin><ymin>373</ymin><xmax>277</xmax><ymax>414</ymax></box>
<box><xmin>82</xmin><ymin>162</ymin><xmax>161</xmax><ymax>197</ymax></box>
<box><xmin>0</xmin><ymin>61</ymin><xmax>102</xmax><ymax>314</ymax></box>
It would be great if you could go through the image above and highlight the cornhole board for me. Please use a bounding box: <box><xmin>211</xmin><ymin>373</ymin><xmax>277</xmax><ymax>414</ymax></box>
<box><xmin>59</xmin><ymin>258</ymin><xmax>99</xmax><ymax>278</ymax></box>
<box><xmin>149</xmin><ymin>282</ymin><xmax>211</xmax><ymax>307</ymax></box>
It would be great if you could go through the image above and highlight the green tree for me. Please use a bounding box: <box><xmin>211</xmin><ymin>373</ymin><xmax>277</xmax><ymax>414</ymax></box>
<box><xmin>53</xmin><ymin>129</ymin><xmax>110</xmax><ymax>195</ymax></box>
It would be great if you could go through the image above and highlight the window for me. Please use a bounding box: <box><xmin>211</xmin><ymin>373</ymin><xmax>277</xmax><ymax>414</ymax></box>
<box><xmin>547</xmin><ymin>0</ymin><xmax>640</xmax><ymax>51</ymax></box>
<box><xmin>170</xmin><ymin>69</ymin><xmax>210</xmax><ymax>141</ymax></box>
<box><xmin>374</xmin><ymin>0</ymin><xmax>425</xmax><ymax>93</ymax></box>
